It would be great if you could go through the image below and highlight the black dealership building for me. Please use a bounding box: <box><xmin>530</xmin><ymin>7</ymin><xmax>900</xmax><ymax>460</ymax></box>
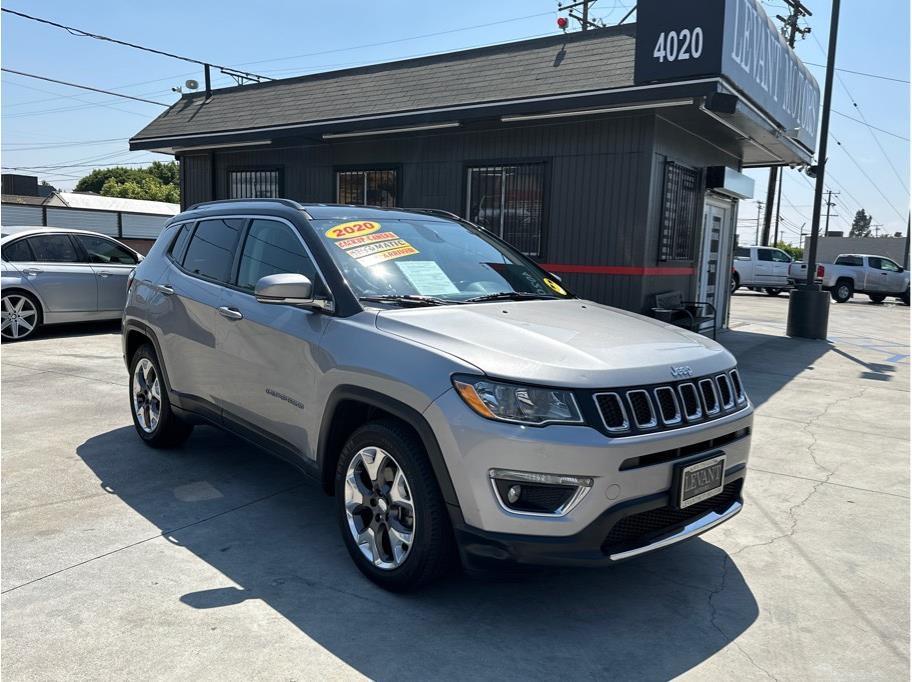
<box><xmin>130</xmin><ymin>0</ymin><xmax>819</xmax><ymax>331</ymax></box>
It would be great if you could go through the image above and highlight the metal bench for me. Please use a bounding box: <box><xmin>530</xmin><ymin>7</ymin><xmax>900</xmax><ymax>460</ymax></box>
<box><xmin>651</xmin><ymin>291</ymin><xmax>717</xmax><ymax>339</ymax></box>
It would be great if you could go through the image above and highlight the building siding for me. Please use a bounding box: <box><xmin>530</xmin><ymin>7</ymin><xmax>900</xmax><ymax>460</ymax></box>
<box><xmin>178</xmin><ymin>112</ymin><xmax>739</xmax><ymax>316</ymax></box>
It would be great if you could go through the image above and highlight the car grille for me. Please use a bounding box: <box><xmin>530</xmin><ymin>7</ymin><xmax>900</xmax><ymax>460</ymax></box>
<box><xmin>601</xmin><ymin>480</ymin><xmax>742</xmax><ymax>554</ymax></box>
<box><xmin>593</xmin><ymin>370</ymin><xmax>747</xmax><ymax>436</ymax></box>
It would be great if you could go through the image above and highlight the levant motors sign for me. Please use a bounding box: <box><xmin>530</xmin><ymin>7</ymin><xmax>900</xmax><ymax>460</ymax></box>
<box><xmin>634</xmin><ymin>0</ymin><xmax>821</xmax><ymax>150</ymax></box>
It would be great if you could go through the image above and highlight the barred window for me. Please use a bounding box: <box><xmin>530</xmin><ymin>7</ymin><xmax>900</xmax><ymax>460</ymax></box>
<box><xmin>466</xmin><ymin>163</ymin><xmax>546</xmax><ymax>257</ymax></box>
<box><xmin>336</xmin><ymin>169</ymin><xmax>398</xmax><ymax>207</ymax></box>
<box><xmin>658</xmin><ymin>162</ymin><xmax>701</xmax><ymax>261</ymax></box>
<box><xmin>229</xmin><ymin>170</ymin><xmax>282</xmax><ymax>199</ymax></box>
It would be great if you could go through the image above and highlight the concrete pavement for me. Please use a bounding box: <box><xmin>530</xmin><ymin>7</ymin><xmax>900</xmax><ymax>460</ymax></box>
<box><xmin>1</xmin><ymin>294</ymin><xmax>908</xmax><ymax>680</ymax></box>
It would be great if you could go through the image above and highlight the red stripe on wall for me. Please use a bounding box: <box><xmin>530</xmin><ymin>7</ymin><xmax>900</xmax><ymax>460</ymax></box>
<box><xmin>539</xmin><ymin>264</ymin><xmax>695</xmax><ymax>276</ymax></box>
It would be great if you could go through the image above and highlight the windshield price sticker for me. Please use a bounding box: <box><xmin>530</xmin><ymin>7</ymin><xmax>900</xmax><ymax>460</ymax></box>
<box><xmin>357</xmin><ymin>245</ymin><xmax>419</xmax><ymax>267</ymax></box>
<box><xmin>346</xmin><ymin>239</ymin><xmax>413</xmax><ymax>260</ymax></box>
<box><xmin>325</xmin><ymin>221</ymin><xmax>381</xmax><ymax>239</ymax></box>
<box><xmin>396</xmin><ymin>261</ymin><xmax>460</xmax><ymax>295</ymax></box>
<box><xmin>335</xmin><ymin>231</ymin><xmax>399</xmax><ymax>250</ymax></box>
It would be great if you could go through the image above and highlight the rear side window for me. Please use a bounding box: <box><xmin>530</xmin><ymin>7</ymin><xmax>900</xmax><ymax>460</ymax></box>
<box><xmin>734</xmin><ymin>247</ymin><xmax>750</xmax><ymax>258</ymax></box>
<box><xmin>75</xmin><ymin>235</ymin><xmax>137</xmax><ymax>264</ymax></box>
<box><xmin>2</xmin><ymin>239</ymin><xmax>34</xmax><ymax>262</ymax></box>
<box><xmin>236</xmin><ymin>219</ymin><xmax>318</xmax><ymax>291</ymax></box>
<box><xmin>168</xmin><ymin>224</ymin><xmax>193</xmax><ymax>264</ymax></box>
<box><xmin>181</xmin><ymin>219</ymin><xmax>244</xmax><ymax>283</ymax></box>
<box><xmin>835</xmin><ymin>255</ymin><xmax>863</xmax><ymax>266</ymax></box>
<box><xmin>26</xmin><ymin>235</ymin><xmax>80</xmax><ymax>262</ymax></box>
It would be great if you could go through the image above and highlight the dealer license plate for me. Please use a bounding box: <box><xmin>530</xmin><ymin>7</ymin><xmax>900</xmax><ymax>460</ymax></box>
<box><xmin>678</xmin><ymin>454</ymin><xmax>726</xmax><ymax>509</ymax></box>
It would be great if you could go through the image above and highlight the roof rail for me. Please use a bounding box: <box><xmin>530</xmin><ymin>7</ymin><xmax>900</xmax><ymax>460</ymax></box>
<box><xmin>185</xmin><ymin>198</ymin><xmax>304</xmax><ymax>211</ymax></box>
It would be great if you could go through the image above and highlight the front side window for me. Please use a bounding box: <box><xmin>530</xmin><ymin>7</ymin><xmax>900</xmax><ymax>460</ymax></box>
<box><xmin>877</xmin><ymin>258</ymin><xmax>901</xmax><ymax>272</ymax></box>
<box><xmin>229</xmin><ymin>170</ymin><xmax>282</xmax><ymax>199</ymax></box>
<box><xmin>181</xmin><ymin>218</ymin><xmax>244</xmax><ymax>283</ymax></box>
<box><xmin>237</xmin><ymin>219</ymin><xmax>319</xmax><ymax>291</ymax></box>
<box><xmin>336</xmin><ymin>170</ymin><xmax>398</xmax><ymax>207</ymax></box>
<box><xmin>756</xmin><ymin>249</ymin><xmax>773</xmax><ymax>262</ymax></box>
<box><xmin>75</xmin><ymin>235</ymin><xmax>137</xmax><ymax>264</ymax></box>
<box><xmin>771</xmin><ymin>249</ymin><xmax>792</xmax><ymax>263</ymax></box>
<box><xmin>658</xmin><ymin>161</ymin><xmax>701</xmax><ymax>261</ymax></box>
<box><xmin>26</xmin><ymin>234</ymin><xmax>79</xmax><ymax>262</ymax></box>
<box><xmin>2</xmin><ymin>239</ymin><xmax>34</xmax><ymax>262</ymax></box>
<box><xmin>312</xmin><ymin>216</ymin><xmax>572</xmax><ymax>304</ymax></box>
<box><xmin>466</xmin><ymin>163</ymin><xmax>546</xmax><ymax>257</ymax></box>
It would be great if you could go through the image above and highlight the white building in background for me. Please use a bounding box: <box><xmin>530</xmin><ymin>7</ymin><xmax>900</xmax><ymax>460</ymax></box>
<box><xmin>1</xmin><ymin>174</ymin><xmax>178</xmax><ymax>252</ymax></box>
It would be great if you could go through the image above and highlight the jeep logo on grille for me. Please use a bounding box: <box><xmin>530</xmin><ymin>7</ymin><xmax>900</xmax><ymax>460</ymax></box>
<box><xmin>670</xmin><ymin>365</ymin><xmax>693</xmax><ymax>378</ymax></box>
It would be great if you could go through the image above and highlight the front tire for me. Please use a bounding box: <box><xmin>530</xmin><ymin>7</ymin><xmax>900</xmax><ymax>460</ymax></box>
<box><xmin>869</xmin><ymin>294</ymin><xmax>886</xmax><ymax>304</ymax></box>
<box><xmin>764</xmin><ymin>288</ymin><xmax>783</xmax><ymax>297</ymax></box>
<box><xmin>901</xmin><ymin>290</ymin><xmax>910</xmax><ymax>306</ymax></box>
<box><xmin>1</xmin><ymin>290</ymin><xmax>42</xmax><ymax>342</ymax></box>
<box><xmin>129</xmin><ymin>344</ymin><xmax>193</xmax><ymax>447</ymax></box>
<box><xmin>335</xmin><ymin>420</ymin><xmax>453</xmax><ymax>592</ymax></box>
<box><xmin>831</xmin><ymin>280</ymin><xmax>853</xmax><ymax>303</ymax></box>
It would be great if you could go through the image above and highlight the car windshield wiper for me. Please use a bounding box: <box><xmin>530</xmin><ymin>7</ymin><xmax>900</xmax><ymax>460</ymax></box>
<box><xmin>359</xmin><ymin>294</ymin><xmax>455</xmax><ymax>307</ymax></box>
<box><xmin>463</xmin><ymin>291</ymin><xmax>561</xmax><ymax>303</ymax></box>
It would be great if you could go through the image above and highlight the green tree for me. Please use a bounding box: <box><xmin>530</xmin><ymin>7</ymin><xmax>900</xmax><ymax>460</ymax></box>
<box><xmin>773</xmin><ymin>241</ymin><xmax>803</xmax><ymax>261</ymax></box>
<box><xmin>76</xmin><ymin>162</ymin><xmax>180</xmax><ymax>203</ymax></box>
<box><xmin>849</xmin><ymin>209</ymin><xmax>872</xmax><ymax>238</ymax></box>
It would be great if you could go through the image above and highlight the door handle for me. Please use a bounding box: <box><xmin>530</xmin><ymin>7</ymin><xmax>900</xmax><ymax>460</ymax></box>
<box><xmin>218</xmin><ymin>306</ymin><xmax>243</xmax><ymax>320</ymax></box>
<box><xmin>155</xmin><ymin>284</ymin><xmax>174</xmax><ymax>295</ymax></box>
<box><xmin>22</xmin><ymin>268</ymin><xmax>42</xmax><ymax>276</ymax></box>
<box><xmin>98</xmin><ymin>272</ymin><xmax>111</xmax><ymax>278</ymax></box>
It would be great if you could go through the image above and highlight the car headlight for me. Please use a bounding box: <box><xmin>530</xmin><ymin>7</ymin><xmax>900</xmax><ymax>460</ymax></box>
<box><xmin>452</xmin><ymin>375</ymin><xmax>583</xmax><ymax>426</ymax></box>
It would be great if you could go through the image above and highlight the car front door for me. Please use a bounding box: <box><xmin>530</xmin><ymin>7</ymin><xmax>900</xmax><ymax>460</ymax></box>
<box><xmin>769</xmin><ymin>248</ymin><xmax>793</xmax><ymax>286</ymax></box>
<box><xmin>216</xmin><ymin>218</ymin><xmax>331</xmax><ymax>458</ymax></box>
<box><xmin>876</xmin><ymin>257</ymin><xmax>905</xmax><ymax>293</ymax></box>
<box><xmin>73</xmin><ymin>235</ymin><xmax>140</xmax><ymax>311</ymax></box>
<box><xmin>18</xmin><ymin>234</ymin><xmax>98</xmax><ymax>315</ymax></box>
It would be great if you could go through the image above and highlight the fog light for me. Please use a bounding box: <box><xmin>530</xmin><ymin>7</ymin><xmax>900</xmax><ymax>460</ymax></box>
<box><xmin>489</xmin><ymin>469</ymin><xmax>593</xmax><ymax>516</ymax></box>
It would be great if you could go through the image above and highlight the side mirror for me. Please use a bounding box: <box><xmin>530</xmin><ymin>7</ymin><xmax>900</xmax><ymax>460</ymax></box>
<box><xmin>254</xmin><ymin>273</ymin><xmax>333</xmax><ymax>311</ymax></box>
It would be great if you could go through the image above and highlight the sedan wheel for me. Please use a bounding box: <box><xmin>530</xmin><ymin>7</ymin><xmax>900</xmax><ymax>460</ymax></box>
<box><xmin>343</xmin><ymin>446</ymin><xmax>416</xmax><ymax>570</ymax></box>
<box><xmin>1</xmin><ymin>293</ymin><xmax>40</xmax><ymax>341</ymax></box>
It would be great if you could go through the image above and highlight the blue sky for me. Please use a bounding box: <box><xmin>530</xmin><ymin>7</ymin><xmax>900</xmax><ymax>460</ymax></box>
<box><xmin>1</xmin><ymin>0</ymin><xmax>908</xmax><ymax>239</ymax></box>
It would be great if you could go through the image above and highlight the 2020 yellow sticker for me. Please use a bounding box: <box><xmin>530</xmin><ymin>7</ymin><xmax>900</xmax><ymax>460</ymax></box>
<box><xmin>325</xmin><ymin>221</ymin><xmax>381</xmax><ymax>239</ymax></box>
<box><xmin>543</xmin><ymin>277</ymin><xmax>567</xmax><ymax>296</ymax></box>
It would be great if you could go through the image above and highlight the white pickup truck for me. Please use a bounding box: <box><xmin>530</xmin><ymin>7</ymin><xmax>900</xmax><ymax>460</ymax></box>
<box><xmin>732</xmin><ymin>245</ymin><xmax>793</xmax><ymax>296</ymax></box>
<box><xmin>788</xmin><ymin>254</ymin><xmax>910</xmax><ymax>304</ymax></box>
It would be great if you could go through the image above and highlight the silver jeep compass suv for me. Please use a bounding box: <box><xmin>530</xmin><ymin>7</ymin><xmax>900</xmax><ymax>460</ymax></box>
<box><xmin>123</xmin><ymin>199</ymin><xmax>752</xmax><ymax>591</ymax></box>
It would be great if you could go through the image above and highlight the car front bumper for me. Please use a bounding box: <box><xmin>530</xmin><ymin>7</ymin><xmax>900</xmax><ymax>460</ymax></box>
<box><xmin>424</xmin><ymin>388</ymin><xmax>752</xmax><ymax>566</ymax></box>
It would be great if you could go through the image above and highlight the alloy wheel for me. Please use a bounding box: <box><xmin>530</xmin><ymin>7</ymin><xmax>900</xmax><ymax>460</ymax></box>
<box><xmin>344</xmin><ymin>446</ymin><xmax>416</xmax><ymax>570</ymax></box>
<box><xmin>132</xmin><ymin>358</ymin><xmax>161</xmax><ymax>433</ymax></box>
<box><xmin>1</xmin><ymin>294</ymin><xmax>38</xmax><ymax>340</ymax></box>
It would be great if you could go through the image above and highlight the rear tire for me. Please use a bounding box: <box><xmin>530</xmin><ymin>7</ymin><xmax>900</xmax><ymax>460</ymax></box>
<box><xmin>901</xmin><ymin>290</ymin><xmax>910</xmax><ymax>306</ymax></box>
<box><xmin>764</xmin><ymin>288</ymin><xmax>783</xmax><ymax>297</ymax></box>
<box><xmin>1</xmin><ymin>290</ymin><xmax>42</xmax><ymax>342</ymax></box>
<box><xmin>335</xmin><ymin>419</ymin><xmax>453</xmax><ymax>592</ymax></box>
<box><xmin>129</xmin><ymin>344</ymin><xmax>193</xmax><ymax>448</ymax></box>
<box><xmin>869</xmin><ymin>294</ymin><xmax>886</xmax><ymax>304</ymax></box>
<box><xmin>730</xmin><ymin>274</ymin><xmax>740</xmax><ymax>294</ymax></box>
<box><xmin>831</xmin><ymin>280</ymin><xmax>853</xmax><ymax>303</ymax></box>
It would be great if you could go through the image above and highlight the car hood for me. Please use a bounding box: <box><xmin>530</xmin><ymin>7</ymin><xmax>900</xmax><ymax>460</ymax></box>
<box><xmin>375</xmin><ymin>299</ymin><xmax>733</xmax><ymax>388</ymax></box>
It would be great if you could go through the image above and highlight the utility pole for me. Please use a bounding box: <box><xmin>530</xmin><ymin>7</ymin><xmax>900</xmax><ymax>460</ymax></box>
<box><xmin>904</xmin><ymin>215</ymin><xmax>910</xmax><ymax>269</ymax></box>
<box><xmin>773</xmin><ymin>172</ymin><xmax>784</xmax><ymax>245</ymax></box>
<box><xmin>755</xmin><ymin>202</ymin><xmax>764</xmax><ymax>245</ymax></box>
<box><xmin>823</xmin><ymin>190</ymin><xmax>839</xmax><ymax>236</ymax></box>
<box><xmin>871</xmin><ymin>223</ymin><xmax>883</xmax><ymax>238</ymax></box>
<box><xmin>557</xmin><ymin>1</ymin><xmax>605</xmax><ymax>31</ymax></box>
<box><xmin>761</xmin><ymin>0</ymin><xmax>812</xmax><ymax>246</ymax></box>
<box><xmin>787</xmin><ymin>0</ymin><xmax>841</xmax><ymax>339</ymax></box>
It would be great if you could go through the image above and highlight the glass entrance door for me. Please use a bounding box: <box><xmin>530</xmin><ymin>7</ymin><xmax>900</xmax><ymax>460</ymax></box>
<box><xmin>698</xmin><ymin>197</ymin><xmax>734</xmax><ymax>331</ymax></box>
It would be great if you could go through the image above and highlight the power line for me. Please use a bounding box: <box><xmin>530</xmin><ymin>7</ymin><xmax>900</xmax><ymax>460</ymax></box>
<box><xmin>1</xmin><ymin>7</ymin><xmax>271</xmax><ymax>84</ymax></box>
<box><xmin>804</xmin><ymin>62</ymin><xmax>909</xmax><ymax>85</ymax></box>
<box><xmin>0</xmin><ymin>68</ymin><xmax>168</xmax><ymax>106</ymax></box>
<box><xmin>830</xmin><ymin>134</ymin><xmax>907</xmax><ymax>221</ymax></box>
<box><xmin>831</xmin><ymin>110</ymin><xmax>910</xmax><ymax>142</ymax></box>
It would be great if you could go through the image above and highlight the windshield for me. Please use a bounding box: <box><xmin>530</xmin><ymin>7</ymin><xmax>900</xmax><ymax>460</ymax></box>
<box><xmin>311</xmin><ymin>217</ymin><xmax>572</xmax><ymax>304</ymax></box>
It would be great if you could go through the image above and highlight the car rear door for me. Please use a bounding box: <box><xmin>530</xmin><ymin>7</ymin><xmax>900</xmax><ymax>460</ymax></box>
<box><xmin>215</xmin><ymin>217</ymin><xmax>331</xmax><ymax>458</ymax></box>
<box><xmin>73</xmin><ymin>234</ymin><xmax>140</xmax><ymax>311</ymax></box>
<box><xmin>153</xmin><ymin>218</ymin><xmax>243</xmax><ymax>408</ymax></box>
<box><xmin>19</xmin><ymin>234</ymin><xmax>98</xmax><ymax>314</ymax></box>
<box><xmin>754</xmin><ymin>248</ymin><xmax>774</xmax><ymax>283</ymax></box>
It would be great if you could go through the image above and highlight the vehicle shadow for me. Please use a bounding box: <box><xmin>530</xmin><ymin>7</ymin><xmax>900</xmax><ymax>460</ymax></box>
<box><xmin>77</xmin><ymin>426</ymin><xmax>759</xmax><ymax>680</ymax></box>
<box><xmin>34</xmin><ymin>320</ymin><xmax>122</xmax><ymax>340</ymax></box>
